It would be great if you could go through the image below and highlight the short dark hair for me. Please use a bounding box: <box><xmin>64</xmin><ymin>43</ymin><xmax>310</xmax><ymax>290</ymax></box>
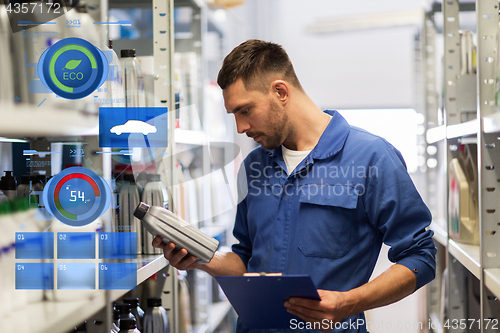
<box><xmin>217</xmin><ymin>39</ymin><xmax>303</xmax><ymax>93</ymax></box>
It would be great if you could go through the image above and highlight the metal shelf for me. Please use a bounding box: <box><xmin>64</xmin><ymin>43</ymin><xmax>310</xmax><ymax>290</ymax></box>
<box><xmin>208</xmin><ymin>300</ymin><xmax>232</xmax><ymax>330</ymax></box>
<box><xmin>193</xmin><ymin>300</ymin><xmax>232</xmax><ymax>333</ymax></box>
<box><xmin>426</xmin><ymin>120</ymin><xmax>479</xmax><ymax>144</ymax></box>
<box><xmin>0</xmin><ymin>255</ymin><xmax>168</xmax><ymax>333</ymax></box>
<box><xmin>484</xmin><ymin>269</ymin><xmax>500</xmax><ymax>299</ymax></box>
<box><xmin>448</xmin><ymin>239</ymin><xmax>480</xmax><ymax>279</ymax></box>
<box><xmin>483</xmin><ymin>112</ymin><xmax>500</xmax><ymax>134</ymax></box>
<box><xmin>429</xmin><ymin>220</ymin><xmax>447</xmax><ymax>247</ymax></box>
<box><xmin>0</xmin><ymin>103</ymin><xmax>99</xmax><ymax>138</ymax></box>
<box><xmin>447</xmin><ymin>119</ymin><xmax>478</xmax><ymax>139</ymax></box>
<box><xmin>426</xmin><ymin>125</ymin><xmax>446</xmax><ymax>144</ymax></box>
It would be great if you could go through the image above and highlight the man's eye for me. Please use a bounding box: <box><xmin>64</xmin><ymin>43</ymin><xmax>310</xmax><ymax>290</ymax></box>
<box><xmin>241</xmin><ymin>109</ymin><xmax>249</xmax><ymax>115</ymax></box>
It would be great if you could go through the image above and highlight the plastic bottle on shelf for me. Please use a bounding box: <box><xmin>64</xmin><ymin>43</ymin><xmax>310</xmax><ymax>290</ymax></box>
<box><xmin>107</xmin><ymin>39</ymin><xmax>125</xmax><ymax>108</ymax></box>
<box><xmin>119</xmin><ymin>174</ymin><xmax>142</xmax><ymax>254</ymax></box>
<box><xmin>0</xmin><ymin>171</ymin><xmax>17</xmax><ymax>200</ymax></box>
<box><xmin>449</xmin><ymin>144</ymin><xmax>479</xmax><ymax>245</ymax></box>
<box><xmin>119</xmin><ymin>318</ymin><xmax>141</xmax><ymax>333</ymax></box>
<box><xmin>121</xmin><ymin>49</ymin><xmax>145</xmax><ymax>108</ymax></box>
<box><xmin>111</xmin><ymin>306</ymin><xmax>121</xmax><ymax>333</ymax></box>
<box><xmin>115</xmin><ymin>302</ymin><xmax>137</xmax><ymax>323</ymax></box>
<box><xmin>141</xmin><ymin>174</ymin><xmax>168</xmax><ymax>254</ymax></box>
<box><xmin>16</xmin><ymin>175</ymin><xmax>31</xmax><ymax>197</ymax></box>
<box><xmin>124</xmin><ymin>297</ymin><xmax>145</xmax><ymax>332</ymax></box>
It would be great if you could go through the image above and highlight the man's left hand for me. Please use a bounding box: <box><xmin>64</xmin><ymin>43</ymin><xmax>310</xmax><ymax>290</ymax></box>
<box><xmin>284</xmin><ymin>289</ymin><xmax>355</xmax><ymax>333</ymax></box>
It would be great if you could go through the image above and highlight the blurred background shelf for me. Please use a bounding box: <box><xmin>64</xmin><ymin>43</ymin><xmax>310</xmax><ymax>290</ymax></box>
<box><xmin>0</xmin><ymin>255</ymin><xmax>168</xmax><ymax>333</ymax></box>
<box><xmin>0</xmin><ymin>103</ymin><xmax>99</xmax><ymax>138</ymax></box>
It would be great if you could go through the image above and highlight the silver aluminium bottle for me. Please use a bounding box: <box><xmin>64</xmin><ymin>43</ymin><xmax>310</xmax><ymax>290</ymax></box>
<box><xmin>143</xmin><ymin>297</ymin><xmax>169</xmax><ymax>333</ymax></box>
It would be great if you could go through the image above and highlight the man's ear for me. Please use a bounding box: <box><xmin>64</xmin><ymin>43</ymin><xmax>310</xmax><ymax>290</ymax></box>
<box><xmin>271</xmin><ymin>80</ymin><xmax>289</xmax><ymax>105</ymax></box>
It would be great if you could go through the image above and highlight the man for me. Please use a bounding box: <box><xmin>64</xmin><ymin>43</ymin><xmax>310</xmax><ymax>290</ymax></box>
<box><xmin>153</xmin><ymin>39</ymin><xmax>436</xmax><ymax>332</ymax></box>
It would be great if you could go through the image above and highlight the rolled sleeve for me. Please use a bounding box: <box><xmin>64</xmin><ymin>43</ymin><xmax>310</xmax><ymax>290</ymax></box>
<box><xmin>365</xmin><ymin>147</ymin><xmax>437</xmax><ymax>290</ymax></box>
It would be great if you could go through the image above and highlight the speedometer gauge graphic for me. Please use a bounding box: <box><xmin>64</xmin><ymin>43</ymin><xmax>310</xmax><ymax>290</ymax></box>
<box><xmin>43</xmin><ymin>167</ymin><xmax>111</xmax><ymax>227</ymax></box>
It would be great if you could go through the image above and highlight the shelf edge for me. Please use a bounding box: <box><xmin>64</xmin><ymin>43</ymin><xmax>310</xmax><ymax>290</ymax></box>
<box><xmin>448</xmin><ymin>239</ymin><xmax>481</xmax><ymax>279</ymax></box>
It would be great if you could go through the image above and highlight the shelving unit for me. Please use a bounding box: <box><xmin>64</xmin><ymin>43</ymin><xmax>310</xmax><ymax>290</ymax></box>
<box><xmin>0</xmin><ymin>0</ymin><xmax>182</xmax><ymax>331</ymax></box>
<box><xmin>422</xmin><ymin>1</ymin><xmax>500</xmax><ymax>332</ymax></box>
<box><xmin>2</xmin><ymin>0</ymin><xmax>233</xmax><ymax>330</ymax></box>
<box><xmin>1</xmin><ymin>255</ymin><xmax>168</xmax><ymax>333</ymax></box>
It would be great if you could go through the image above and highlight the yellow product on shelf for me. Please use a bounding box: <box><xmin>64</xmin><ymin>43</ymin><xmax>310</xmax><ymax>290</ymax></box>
<box><xmin>448</xmin><ymin>152</ymin><xmax>479</xmax><ymax>245</ymax></box>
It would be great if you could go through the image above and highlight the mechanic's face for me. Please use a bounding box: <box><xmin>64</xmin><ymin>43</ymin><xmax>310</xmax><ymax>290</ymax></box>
<box><xmin>223</xmin><ymin>78</ymin><xmax>288</xmax><ymax>150</ymax></box>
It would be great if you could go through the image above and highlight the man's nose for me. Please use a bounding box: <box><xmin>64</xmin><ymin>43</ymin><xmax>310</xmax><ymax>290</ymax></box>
<box><xmin>235</xmin><ymin>117</ymin><xmax>250</xmax><ymax>134</ymax></box>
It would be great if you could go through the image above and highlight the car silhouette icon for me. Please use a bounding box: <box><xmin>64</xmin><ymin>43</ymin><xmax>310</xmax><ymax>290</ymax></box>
<box><xmin>110</xmin><ymin>120</ymin><xmax>158</xmax><ymax>136</ymax></box>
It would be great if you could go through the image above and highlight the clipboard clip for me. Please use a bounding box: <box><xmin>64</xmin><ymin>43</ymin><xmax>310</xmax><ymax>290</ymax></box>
<box><xmin>243</xmin><ymin>272</ymin><xmax>283</xmax><ymax>277</ymax></box>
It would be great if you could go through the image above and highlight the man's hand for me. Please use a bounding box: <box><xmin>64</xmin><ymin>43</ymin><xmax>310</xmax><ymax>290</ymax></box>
<box><xmin>152</xmin><ymin>236</ymin><xmax>247</xmax><ymax>276</ymax></box>
<box><xmin>284</xmin><ymin>264</ymin><xmax>417</xmax><ymax>332</ymax></box>
<box><xmin>284</xmin><ymin>289</ymin><xmax>354</xmax><ymax>333</ymax></box>
<box><xmin>152</xmin><ymin>236</ymin><xmax>200</xmax><ymax>270</ymax></box>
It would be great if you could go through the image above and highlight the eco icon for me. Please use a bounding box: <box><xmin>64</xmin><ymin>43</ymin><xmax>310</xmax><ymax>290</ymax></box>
<box><xmin>38</xmin><ymin>38</ymin><xmax>108</xmax><ymax>99</ymax></box>
<box><xmin>63</xmin><ymin>60</ymin><xmax>82</xmax><ymax>70</ymax></box>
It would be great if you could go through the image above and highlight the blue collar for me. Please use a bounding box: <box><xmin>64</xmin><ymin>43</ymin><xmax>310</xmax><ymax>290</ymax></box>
<box><xmin>265</xmin><ymin>110</ymin><xmax>350</xmax><ymax>160</ymax></box>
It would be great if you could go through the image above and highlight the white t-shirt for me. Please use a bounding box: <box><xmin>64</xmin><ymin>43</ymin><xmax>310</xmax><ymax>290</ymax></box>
<box><xmin>281</xmin><ymin>115</ymin><xmax>332</xmax><ymax>174</ymax></box>
<box><xmin>281</xmin><ymin>145</ymin><xmax>311</xmax><ymax>174</ymax></box>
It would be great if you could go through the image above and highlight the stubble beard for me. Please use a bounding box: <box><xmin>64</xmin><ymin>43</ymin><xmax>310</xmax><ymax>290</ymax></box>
<box><xmin>253</xmin><ymin>99</ymin><xmax>288</xmax><ymax>150</ymax></box>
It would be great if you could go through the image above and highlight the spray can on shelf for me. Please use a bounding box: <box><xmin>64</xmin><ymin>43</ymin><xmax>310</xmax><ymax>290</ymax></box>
<box><xmin>143</xmin><ymin>297</ymin><xmax>169</xmax><ymax>333</ymax></box>
<box><xmin>141</xmin><ymin>174</ymin><xmax>168</xmax><ymax>254</ymax></box>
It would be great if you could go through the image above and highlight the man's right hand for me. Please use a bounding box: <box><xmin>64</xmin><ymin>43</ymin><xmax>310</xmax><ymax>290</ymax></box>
<box><xmin>152</xmin><ymin>236</ymin><xmax>200</xmax><ymax>271</ymax></box>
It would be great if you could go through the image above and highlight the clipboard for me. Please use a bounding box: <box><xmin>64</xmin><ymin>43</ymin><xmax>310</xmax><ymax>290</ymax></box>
<box><xmin>215</xmin><ymin>274</ymin><xmax>320</xmax><ymax>329</ymax></box>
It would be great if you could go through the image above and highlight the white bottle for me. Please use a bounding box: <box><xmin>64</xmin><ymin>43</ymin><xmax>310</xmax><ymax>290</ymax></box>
<box><xmin>141</xmin><ymin>174</ymin><xmax>168</xmax><ymax>254</ymax></box>
<box><xmin>120</xmin><ymin>49</ymin><xmax>145</xmax><ymax>108</ymax></box>
<box><xmin>107</xmin><ymin>40</ymin><xmax>126</xmax><ymax>107</ymax></box>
